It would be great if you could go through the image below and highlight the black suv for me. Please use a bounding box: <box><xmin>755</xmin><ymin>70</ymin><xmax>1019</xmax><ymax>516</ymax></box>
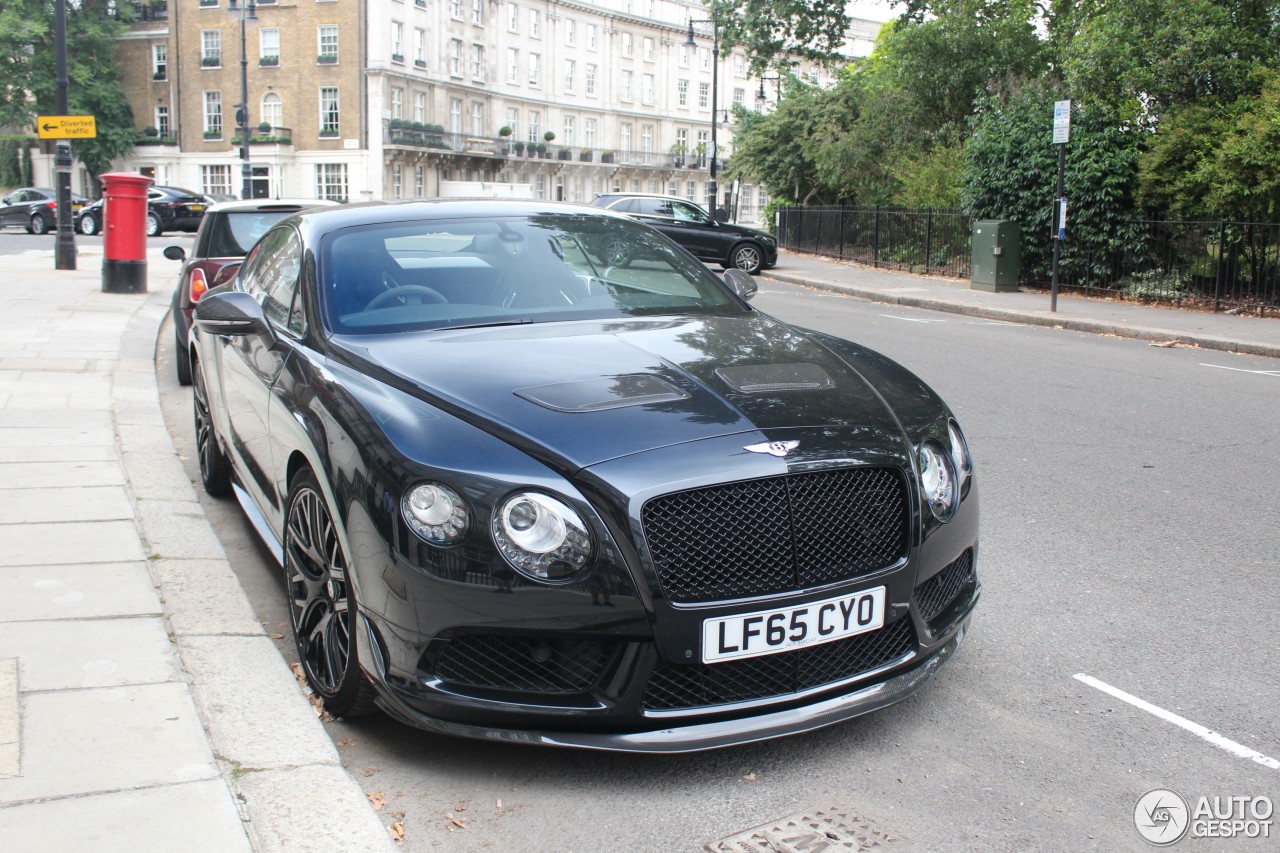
<box><xmin>589</xmin><ymin>193</ymin><xmax>777</xmax><ymax>274</ymax></box>
<box><xmin>0</xmin><ymin>187</ymin><xmax>88</xmax><ymax>234</ymax></box>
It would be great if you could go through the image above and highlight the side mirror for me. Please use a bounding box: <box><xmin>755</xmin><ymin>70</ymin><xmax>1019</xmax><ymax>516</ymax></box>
<box><xmin>722</xmin><ymin>268</ymin><xmax>758</xmax><ymax>301</ymax></box>
<box><xmin>163</xmin><ymin>245</ymin><xmax>186</xmax><ymax>262</ymax></box>
<box><xmin>194</xmin><ymin>290</ymin><xmax>273</xmax><ymax>338</ymax></box>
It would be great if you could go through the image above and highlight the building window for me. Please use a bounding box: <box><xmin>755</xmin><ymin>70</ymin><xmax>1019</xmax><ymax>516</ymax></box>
<box><xmin>700</xmin><ymin>48</ymin><xmax>710</xmax><ymax>70</ymax></box>
<box><xmin>392</xmin><ymin>163</ymin><xmax>403</xmax><ymax>199</ymax></box>
<box><xmin>586</xmin><ymin>24</ymin><xmax>597</xmax><ymax>51</ymax></box>
<box><xmin>642</xmin><ymin>37</ymin><xmax>654</xmax><ymax>61</ymax></box>
<box><xmin>472</xmin><ymin>0</ymin><xmax>484</xmax><ymax>25</ymax></box>
<box><xmin>620</xmin><ymin>70</ymin><xmax>632</xmax><ymax>101</ymax></box>
<box><xmin>527</xmin><ymin>110</ymin><xmax>539</xmax><ymax>142</ymax></box>
<box><xmin>563</xmin><ymin>115</ymin><xmax>575</xmax><ymax>145</ymax></box>
<box><xmin>620</xmin><ymin>123</ymin><xmax>631</xmax><ymax>158</ymax></box>
<box><xmin>699</xmin><ymin>82</ymin><xmax>709</xmax><ymax>109</ymax></box>
<box><xmin>203</xmin><ymin>90</ymin><xmax>222</xmax><ymax>136</ymax></box>
<box><xmin>152</xmin><ymin>43</ymin><xmax>167</xmax><ymax>79</ymax></box>
<box><xmin>449</xmin><ymin>39</ymin><xmax>463</xmax><ymax>75</ymax></box>
<box><xmin>507</xmin><ymin>107</ymin><xmax>519</xmax><ymax>133</ymax></box>
<box><xmin>391</xmin><ymin>87</ymin><xmax>403</xmax><ymax>119</ymax></box>
<box><xmin>585</xmin><ymin>64</ymin><xmax>596</xmax><ymax>96</ymax></box>
<box><xmin>534</xmin><ymin>173</ymin><xmax>546</xmax><ymax>200</ymax></box>
<box><xmin>201</xmin><ymin>165</ymin><xmax>233</xmax><ymax>197</ymax></box>
<box><xmin>686</xmin><ymin>181</ymin><xmax>696</xmax><ymax>201</ymax></box>
<box><xmin>260</xmin><ymin>92</ymin><xmax>282</xmax><ymax>128</ymax></box>
<box><xmin>414</xmin><ymin>164</ymin><xmax>425</xmax><ymax>197</ymax></box>
<box><xmin>319</xmin><ymin>87</ymin><xmax>340</xmax><ymax>134</ymax></box>
<box><xmin>414</xmin><ymin>91</ymin><xmax>427</xmax><ymax>123</ymax></box>
<box><xmin>201</xmin><ymin>30</ymin><xmax>221</xmax><ymax>66</ymax></box>
<box><xmin>449</xmin><ymin>98</ymin><xmax>462</xmax><ymax>134</ymax></box>
<box><xmin>642</xmin><ymin>73</ymin><xmax>655</xmax><ymax>104</ymax></box>
<box><xmin>641</xmin><ymin>124</ymin><xmax>653</xmax><ymax>154</ymax></box>
<box><xmin>734</xmin><ymin>54</ymin><xmax>746</xmax><ymax>76</ymax></box>
<box><xmin>471</xmin><ymin>101</ymin><xmax>485</xmax><ymax>136</ymax></box>
<box><xmin>391</xmin><ymin>22</ymin><xmax>404</xmax><ymax>62</ymax></box>
<box><xmin>565</xmin><ymin>18</ymin><xmax>576</xmax><ymax>45</ymax></box>
<box><xmin>507</xmin><ymin>48</ymin><xmax>519</xmax><ymax>83</ymax></box>
<box><xmin>677</xmin><ymin>79</ymin><xmax>688</xmax><ymax>107</ymax></box>
<box><xmin>471</xmin><ymin>44</ymin><xmax>485</xmax><ymax>80</ymax></box>
<box><xmin>564</xmin><ymin>59</ymin><xmax>575</xmax><ymax>93</ymax></box>
<box><xmin>259</xmin><ymin>27</ymin><xmax>279</xmax><ymax>63</ymax></box>
<box><xmin>677</xmin><ymin>127</ymin><xmax>688</xmax><ymax>151</ymax></box>
<box><xmin>507</xmin><ymin>2</ymin><xmax>518</xmax><ymax>32</ymax></box>
<box><xmin>621</xmin><ymin>33</ymin><xmax>632</xmax><ymax>57</ymax></box>
<box><xmin>155</xmin><ymin>105</ymin><xmax>170</xmax><ymax>137</ymax></box>
<box><xmin>318</xmin><ymin>25</ymin><xmax>339</xmax><ymax>61</ymax></box>
<box><xmin>584</xmin><ymin>117</ymin><xmax>596</xmax><ymax>149</ymax></box>
<box><xmin>316</xmin><ymin>164</ymin><xmax>348</xmax><ymax>202</ymax></box>
<box><xmin>733</xmin><ymin>87</ymin><xmax>745</xmax><ymax>107</ymax></box>
<box><xmin>450</xmin><ymin>0</ymin><xmax>462</xmax><ymax>19</ymax></box>
<box><xmin>528</xmin><ymin>52</ymin><xmax>540</xmax><ymax>86</ymax></box>
<box><xmin>679</xmin><ymin>44</ymin><xmax>690</xmax><ymax>67</ymax></box>
<box><xmin>529</xmin><ymin>9</ymin><xmax>540</xmax><ymax>38</ymax></box>
<box><xmin>414</xmin><ymin>28</ymin><xmax>425</xmax><ymax>66</ymax></box>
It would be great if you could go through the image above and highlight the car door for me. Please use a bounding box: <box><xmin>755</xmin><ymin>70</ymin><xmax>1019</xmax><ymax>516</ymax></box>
<box><xmin>214</xmin><ymin>225</ymin><xmax>303</xmax><ymax>520</ymax></box>
<box><xmin>0</xmin><ymin>190</ymin><xmax>34</xmax><ymax>227</ymax></box>
<box><xmin>667</xmin><ymin>199</ymin><xmax>727</xmax><ymax>262</ymax></box>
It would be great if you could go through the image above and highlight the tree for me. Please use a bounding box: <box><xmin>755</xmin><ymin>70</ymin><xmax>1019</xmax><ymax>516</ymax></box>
<box><xmin>0</xmin><ymin>0</ymin><xmax>135</xmax><ymax>189</ymax></box>
<box><xmin>712</xmin><ymin>0</ymin><xmax>852</xmax><ymax>73</ymax></box>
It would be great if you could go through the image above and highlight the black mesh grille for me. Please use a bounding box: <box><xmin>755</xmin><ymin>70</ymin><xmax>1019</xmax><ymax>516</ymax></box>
<box><xmin>432</xmin><ymin>634</ymin><xmax>620</xmax><ymax>695</ymax></box>
<box><xmin>642</xmin><ymin>468</ymin><xmax>908</xmax><ymax>603</ymax></box>
<box><xmin>913</xmin><ymin>550</ymin><xmax>974</xmax><ymax>623</ymax></box>
<box><xmin>642</xmin><ymin>617</ymin><xmax>916</xmax><ymax>711</ymax></box>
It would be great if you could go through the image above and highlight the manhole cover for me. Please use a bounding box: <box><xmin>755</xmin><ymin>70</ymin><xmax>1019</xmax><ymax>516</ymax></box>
<box><xmin>705</xmin><ymin>807</ymin><xmax>908</xmax><ymax>852</ymax></box>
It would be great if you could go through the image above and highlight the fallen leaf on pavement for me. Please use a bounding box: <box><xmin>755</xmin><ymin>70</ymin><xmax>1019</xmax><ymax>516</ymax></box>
<box><xmin>362</xmin><ymin>766</ymin><xmax>380</xmax><ymax>776</ymax></box>
<box><xmin>447</xmin><ymin>814</ymin><xmax>467</xmax><ymax>829</ymax></box>
<box><xmin>742</xmin><ymin>772</ymin><xmax>757</xmax><ymax>782</ymax></box>
<box><xmin>1151</xmin><ymin>339</ymin><xmax>1184</xmax><ymax>348</ymax></box>
<box><xmin>389</xmin><ymin>822</ymin><xmax>404</xmax><ymax>843</ymax></box>
<box><xmin>368</xmin><ymin>791</ymin><xmax>387</xmax><ymax>812</ymax></box>
<box><xmin>269</xmin><ymin>633</ymin><xmax>285</xmax><ymax>640</ymax></box>
<box><xmin>335</xmin><ymin>738</ymin><xmax>353</xmax><ymax>749</ymax></box>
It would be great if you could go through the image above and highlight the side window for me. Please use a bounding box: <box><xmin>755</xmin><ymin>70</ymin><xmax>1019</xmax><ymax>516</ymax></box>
<box><xmin>240</xmin><ymin>227</ymin><xmax>305</xmax><ymax>335</ymax></box>
<box><xmin>672</xmin><ymin>202</ymin><xmax>705</xmax><ymax>223</ymax></box>
<box><xmin>637</xmin><ymin>198</ymin><xmax>669</xmax><ymax>217</ymax></box>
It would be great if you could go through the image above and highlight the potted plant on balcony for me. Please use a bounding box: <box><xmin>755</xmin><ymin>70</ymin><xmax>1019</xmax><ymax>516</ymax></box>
<box><xmin>512</xmin><ymin>140</ymin><xmax>525</xmax><ymax>156</ymax></box>
<box><xmin>498</xmin><ymin>125</ymin><xmax>512</xmax><ymax>154</ymax></box>
<box><xmin>317</xmin><ymin>53</ymin><xmax>338</xmax><ymax>64</ymax></box>
<box><xmin>579</xmin><ymin>150</ymin><xmax>593</xmax><ymax>161</ymax></box>
<box><xmin>670</xmin><ymin>142</ymin><xmax>687</xmax><ymax>168</ymax></box>
<box><xmin>600</xmin><ymin>150</ymin><xmax>615</xmax><ymax>163</ymax></box>
<box><xmin>260</xmin><ymin>54</ymin><xmax>279</xmax><ymax>66</ymax></box>
<box><xmin>258</xmin><ymin>121</ymin><xmax>272</xmax><ymax>135</ymax></box>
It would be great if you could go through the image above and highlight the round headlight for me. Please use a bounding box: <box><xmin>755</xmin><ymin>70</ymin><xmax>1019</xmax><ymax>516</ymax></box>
<box><xmin>918</xmin><ymin>441</ymin><xmax>958</xmax><ymax>522</ymax></box>
<box><xmin>402</xmin><ymin>482</ymin><xmax>469</xmax><ymax>545</ymax></box>
<box><xmin>492</xmin><ymin>492</ymin><xmax>593</xmax><ymax>582</ymax></box>
<box><xmin>947</xmin><ymin>419</ymin><xmax>972</xmax><ymax>487</ymax></box>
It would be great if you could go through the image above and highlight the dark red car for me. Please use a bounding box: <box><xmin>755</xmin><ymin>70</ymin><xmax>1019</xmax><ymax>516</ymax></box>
<box><xmin>166</xmin><ymin>198</ymin><xmax>337</xmax><ymax>384</ymax></box>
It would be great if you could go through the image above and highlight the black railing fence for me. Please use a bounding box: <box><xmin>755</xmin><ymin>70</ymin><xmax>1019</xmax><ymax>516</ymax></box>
<box><xmin>777</xmin><ymin>205</ymin><xmax>1280</xmax><ymax>314</ymax></box>
<box><xmin>777</xmin><ymin>206</ymin><xmax>974</xmax><ymax>279</ymax></box>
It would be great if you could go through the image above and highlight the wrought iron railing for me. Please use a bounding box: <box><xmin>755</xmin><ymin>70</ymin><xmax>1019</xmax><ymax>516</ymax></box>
<box><xmin>777</xmin><ymin>206</ymin><xmax>974</xmax><ymax>279</ymax></box>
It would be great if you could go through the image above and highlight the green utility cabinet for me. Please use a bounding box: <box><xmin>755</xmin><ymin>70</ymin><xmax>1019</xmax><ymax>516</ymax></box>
<box><xmin>971</xmin><ymin>220</ymin><xmax>1021</xmax><ymax>292</ymax></box>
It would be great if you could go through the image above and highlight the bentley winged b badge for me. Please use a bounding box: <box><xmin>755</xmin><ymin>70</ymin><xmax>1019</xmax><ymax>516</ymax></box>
<box><xmin>743</xmin><ymin>440</ymin><xmax>800</xmax><ymax>458</ymax></box>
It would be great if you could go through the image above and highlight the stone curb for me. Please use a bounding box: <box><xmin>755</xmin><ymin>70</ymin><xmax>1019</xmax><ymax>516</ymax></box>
<box><xmin>114</xmin><ymin>277</ymin><xmax>395</xmax><ymax>852</ymax></box>
<box><xmin>763</xmin><ymin>271</ymin><xmax>1280</xmax><ymax>360</ymax></box>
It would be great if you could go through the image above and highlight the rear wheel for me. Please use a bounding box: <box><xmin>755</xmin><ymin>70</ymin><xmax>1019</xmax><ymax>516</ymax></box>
<box><xmin>174</xmin><ymin>334</ymin><xmax>193</xmax><ymax>386</ymax></box>
<box><xmin>192</xmin><ymin>358</ymin><xmax>231</xmax><ymax>497</ymax></box>
<box><xmin>284</xmin><ymin>469</ymin><xmax>378</xmax><ymax>719</ymax></box>
<box><xmin>146</xmin><ymin>212</ymin><xmax>162</xmax><ymax>237</ymax></box>
<box><xmin>79</xmin><ymin>213</ymin><xmax>98</xmax><ymax>236</ymax></box>
<box><xmin>30</xmin><ymin>214</ymin><xmax>48</xmax><ymax>235</ymax></box>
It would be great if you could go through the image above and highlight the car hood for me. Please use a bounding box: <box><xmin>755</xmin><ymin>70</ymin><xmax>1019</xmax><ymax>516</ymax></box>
<box><xmin>332</xmin><ymin>313</ymin><xmax>906</xmax><ymax>471</ymax></box>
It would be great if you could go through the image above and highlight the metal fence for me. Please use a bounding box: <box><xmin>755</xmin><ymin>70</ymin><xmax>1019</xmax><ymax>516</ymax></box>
<box><xmin>776</xmin><ymin>206</ymin><xmax>1280</xmax><ymax>314</ymax></box>
<box><xmin>776</xmin><ymin>206</ymin><xmax>975</xmax><ymax>278</ymax></box>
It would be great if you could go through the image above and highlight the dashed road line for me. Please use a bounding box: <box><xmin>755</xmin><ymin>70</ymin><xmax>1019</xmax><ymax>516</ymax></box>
<box><xmin>1200</xmin><ymin>363</ymin><xmax>1280</xmax><ymax>377</ymax></box>
<box><xmin>1074</xmin><ymin>673</ymin><xmax>1280</xmax><ymax>772</ymax></box>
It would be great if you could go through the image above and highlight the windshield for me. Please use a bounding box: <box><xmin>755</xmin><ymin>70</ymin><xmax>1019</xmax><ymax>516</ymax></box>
<box><xmin>319</xmin><ymin>213</ymin><xmax>746</xmax><ymax>334</ymax></box>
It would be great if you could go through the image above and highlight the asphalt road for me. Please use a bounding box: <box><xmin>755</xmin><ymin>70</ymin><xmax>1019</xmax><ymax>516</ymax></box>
<box><xmin>0</xmin><ymin>230</ymin><xmax>194</xmax><ymax>257</ymax></box>
<box><xmin>151</xmin><ymin>278</ymin><xmax>1280</xmax><ymax>852</ymax></box>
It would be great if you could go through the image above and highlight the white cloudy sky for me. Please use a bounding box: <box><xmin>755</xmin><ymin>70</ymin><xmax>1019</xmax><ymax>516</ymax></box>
<box><xmin>848</xmin><ymin>0</ymin><xmax>898</xmax><ymax>22</ymax></box>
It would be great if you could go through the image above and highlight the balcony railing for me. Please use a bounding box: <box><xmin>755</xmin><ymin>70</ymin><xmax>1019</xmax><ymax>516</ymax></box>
<box><xmin>384</xmin><ymin>122</ymin><xmax>714</xmax><ymax>170</ymax></box>
<box><xmin>230</xmin><ymin>126</ymin><xmax>294</xmax><ymax>145</ymax></box>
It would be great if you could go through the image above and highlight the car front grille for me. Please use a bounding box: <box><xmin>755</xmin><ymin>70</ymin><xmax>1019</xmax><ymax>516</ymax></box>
<box><xmin>641</xmin><ymin>616</ymin><xmax>916</xmax><ymax>712</ymax></box>
<box><xmin>913</xmin><ymin>549</ymin><xmax>974</xmax><ymax>624</ymax></box>
<box><xmin>641</xmin><ymin>467</ymin><xmax>909</xmax><ymax>603</ymax></box>
<box><xmin>431</xmin><ymin>634</ymin><xmax>621</xmax><ymax>695</ymax></box>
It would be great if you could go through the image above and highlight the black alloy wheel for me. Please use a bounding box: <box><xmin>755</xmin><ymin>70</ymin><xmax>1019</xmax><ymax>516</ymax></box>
<box><xmin>729</xmin><ymin>243</ymin><xmax>764</xmax><ymax>275</ymax></box>
<box><xmin>191</xmin><ymin>359</ymin><xmax>232</xmax><ymax>497</ymax></box>
<box><xmin>30</xmin><ymin>213</ymin><xmax>48</xmax><ymax>235</ymax></box>
<box><xmin>284</xmin><ymin>469</ymin><xmax>377</xmax><ymax>718</ymax></box>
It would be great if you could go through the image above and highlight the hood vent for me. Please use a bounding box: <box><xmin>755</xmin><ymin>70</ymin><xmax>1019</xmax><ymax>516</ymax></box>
<box><xmin>515</xmin><ymin>374</ymin><xmax>689</xmax><ymax>413</ymax></box>
<box><xmin>716</xmin><ymin>363</ymin><xmax>835</xmax><ymax>394</ymax></box>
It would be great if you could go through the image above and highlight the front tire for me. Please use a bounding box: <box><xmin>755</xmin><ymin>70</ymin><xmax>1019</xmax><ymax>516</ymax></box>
<box><xmin>284</xmin><ymin>469</ymin><xmax>377</xmax><ymax>719</ymax></box>
<box><xmin>79</xmin><ymin>214</ymin><xmax>98</xmax><ymax>236</ymax></box>
<box><xmin>30</xmin><ymin>214</ymin><xmax>48</xmax><ymax>235</ymax></box>
<box><xmin>192</xmin><ymin>358</ymin><xmax>232</xmax><ymax>497</ymax></box>
<box><xmin>146</xmin><ymin>212</ymin><xmax>162</xmax><ymax>237</ymax></box>
<box><xmin>174</xmin><ymin>335</ymin><xmax>193</xmax><ymax>386</ymax></box>
<box><xmin>729</xmin><ymin>243</ymin><xmax>764</xmax><ymax>276</ymax></box>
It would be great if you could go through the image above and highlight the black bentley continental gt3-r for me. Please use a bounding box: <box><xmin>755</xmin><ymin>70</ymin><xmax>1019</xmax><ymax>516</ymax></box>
<box><xmin>189</xmin><ymin>199</ymin><xmax>979</xmax><ymax>752</ymax></box>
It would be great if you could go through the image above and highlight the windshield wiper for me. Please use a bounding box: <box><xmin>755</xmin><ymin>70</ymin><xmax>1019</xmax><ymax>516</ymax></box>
<box><xmin>434</xmin><ymin>317</ymin><xmax>537</xmax><ymax>331</ymax></box>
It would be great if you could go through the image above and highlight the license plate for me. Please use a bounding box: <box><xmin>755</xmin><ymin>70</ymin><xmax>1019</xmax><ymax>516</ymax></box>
<box><xmin>702</xmin><ymin>587</ymin><xmax>886</xmax><ymax>664</ymax></box>
<box><xmin>189</xmin><ymin>204</ymin><xmax>204</xmax><ymax>212</ymax></box>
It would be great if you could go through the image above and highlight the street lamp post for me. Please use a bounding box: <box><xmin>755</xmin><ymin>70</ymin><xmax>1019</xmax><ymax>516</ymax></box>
<box><xmin>755</xmin><ymin>73</ymin><xmax>781</xmax><ymax>111</ymax></box>
<box><xmin>54</xmin><ymin>0</ymin><xmax>75</xmax><ymax>270</ymax></box>
<box><xmin>228</xmin><ymin>0</ymin><xmax>257</xmax><ymax>200</ymax></box>
<box><xmin>685</xmin><ymin>6</ymin><xmax>720</xmax><ymax>216</ymax></box>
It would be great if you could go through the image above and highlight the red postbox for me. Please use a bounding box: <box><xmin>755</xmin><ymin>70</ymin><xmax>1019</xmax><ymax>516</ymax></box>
<box><xmin>100</xmin><ymin>171</ymin><xmax>153</xmax><ymax>294</ymax></box>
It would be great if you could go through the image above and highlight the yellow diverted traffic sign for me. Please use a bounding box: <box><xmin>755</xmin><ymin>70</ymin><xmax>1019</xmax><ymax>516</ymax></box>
<box><xmin>37</xmin><ymin>115</ymin><xmax>97</xmax><ymax>139</ymax></box>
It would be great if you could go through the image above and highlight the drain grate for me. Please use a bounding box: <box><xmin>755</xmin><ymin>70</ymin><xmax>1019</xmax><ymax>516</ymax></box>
<box><xmin>705</xmin><ymin>807</ymin><xmax>907</xmax><ymax>852</ymax></box>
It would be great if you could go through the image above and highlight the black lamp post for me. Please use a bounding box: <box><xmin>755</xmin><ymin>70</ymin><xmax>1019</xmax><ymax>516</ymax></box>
<box><xmin>755</xmin><ymin>72</ymin><xmax>781</xmax><ymax>111</ymax></box>
<box><xmin>228</xmin><ymin>0</ymin><xmax>257</xmax><ymax>200</ymax></box>
<box><xmin>54</xmin><ymin>0</ymin><xmax>75</xmax><ymax>270</ymax></box>
<box><xmin>684</xmin><ymin>6</ymin><xmax>720</xmax><ymax>215</ymax></box>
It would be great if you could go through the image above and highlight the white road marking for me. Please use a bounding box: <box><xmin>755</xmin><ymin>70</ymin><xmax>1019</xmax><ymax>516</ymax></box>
<box><xmin>1074</xmin><ymin>673</ymin><xmax>1280</xmax><ymax>772</ymax></box>
<box><xmin>879</xmin><ymin>314</ymin><xmax>944</xmax><ymax>324</ymax></box>
<box><xmin>1200</xmin><ymin>363</ymin><xmax>1280</xmax><ymax>377</ymax></box>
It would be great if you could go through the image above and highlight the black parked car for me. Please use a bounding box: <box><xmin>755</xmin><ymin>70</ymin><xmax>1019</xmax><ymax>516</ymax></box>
<box><xmin>0</xmin><ymin>187</ymin><xmax>87</xmax><ymax>234</ymax></box>
<box><xmin>77</xmin><ymin>185</ymin><xmax>208</xmax><ymax>237</ymax></box>
<box><xmin>590</xmin><ymin>193</ymin><xmax>778</xmax><ymax>275</ymax></box>
<box><xmin>189</xmin><ymin>200</ymin><xmax>978</xmax><ymax>751</ymax></box>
